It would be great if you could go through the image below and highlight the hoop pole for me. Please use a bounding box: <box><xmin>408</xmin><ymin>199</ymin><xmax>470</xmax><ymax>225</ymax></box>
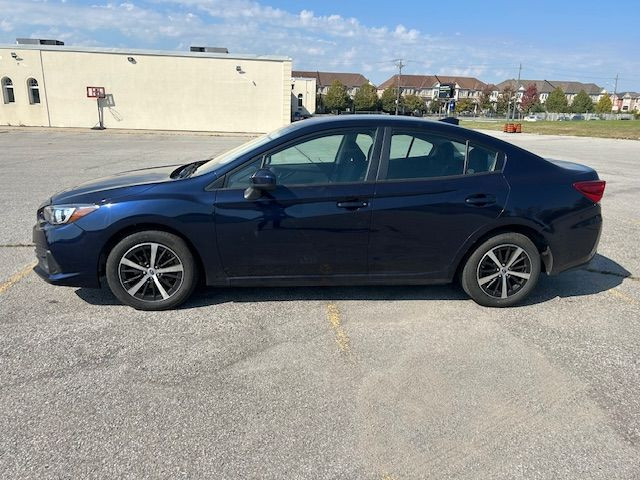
<box><xmin>96</xmin><ymin>98</ymin><xmax>104</xmax><ymax>129</ymax></box>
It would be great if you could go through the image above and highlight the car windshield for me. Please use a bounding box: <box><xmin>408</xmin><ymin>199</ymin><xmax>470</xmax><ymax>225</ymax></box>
<box><xmin>194</xmin><ymin>124</ymin><xmax>296</xmax><ymax>176</ymax></box>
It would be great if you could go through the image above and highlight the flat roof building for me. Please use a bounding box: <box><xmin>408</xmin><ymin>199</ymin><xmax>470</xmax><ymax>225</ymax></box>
<box><xmin>0</xmin><ymin>43</ymin><xmax>292</xmax><ymax>134</ymax></box>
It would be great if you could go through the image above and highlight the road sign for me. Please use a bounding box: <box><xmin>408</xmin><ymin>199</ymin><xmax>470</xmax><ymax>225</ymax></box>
<box><xmin>438</xmin><ymin>83</ymin><xmax>455</xmax><ymax>99</ymax></box>
<box><xmin>86</xmin><ymin>86</ymin><xmax>106</xmax><ymax>98</ymax></box>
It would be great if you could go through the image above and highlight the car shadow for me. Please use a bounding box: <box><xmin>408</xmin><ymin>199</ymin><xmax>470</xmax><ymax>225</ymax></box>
<box><xmin>74</xmin><ymin>254</ymin><xmax>632</xmax><ymax>309</ymax></box>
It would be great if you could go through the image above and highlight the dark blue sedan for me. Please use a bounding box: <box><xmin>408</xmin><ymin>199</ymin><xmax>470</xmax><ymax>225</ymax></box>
<box><xmin>33</xmin><ymin>116</ymin><xmax>605</xmax><ymax>309</ymax></box>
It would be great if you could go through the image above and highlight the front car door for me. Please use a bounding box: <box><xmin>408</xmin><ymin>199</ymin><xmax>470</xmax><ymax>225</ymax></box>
<box><xmin>214</xmin><ymin>127</ymin><xmax>381</xmax><ymax>278</ymax></box>
<box><xmin>368</xmin><ymin>126</ymin><xmax>510</xmax><ymax>281</ymax></box>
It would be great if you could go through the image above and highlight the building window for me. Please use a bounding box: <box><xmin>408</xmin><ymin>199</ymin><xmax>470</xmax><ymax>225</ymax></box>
<box><xmin>27</xmin><ymin>78</ymin><xmax>41</xmax><ymax>104</ymax></box>
<box><xmin>297</xmin><ymin>93</ymin><xmax>303</xmax><ymax>108</ymax></box>
<box><xmin>1</xmin><ymin>77</ymin><xmax>15</xmax><ymax>104</ymax></box>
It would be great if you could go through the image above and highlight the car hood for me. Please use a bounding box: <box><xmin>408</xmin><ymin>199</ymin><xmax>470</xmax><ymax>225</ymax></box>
<box><xmin>50</xmin><ymin>164</ymin><xmax>180</xmax><ymax>205</ymax></box>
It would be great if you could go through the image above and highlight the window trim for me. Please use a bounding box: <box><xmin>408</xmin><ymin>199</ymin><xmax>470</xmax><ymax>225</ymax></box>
<box><xmin>220</xmin><ymin>126</ymin><xmax>383</xmax><ymax>189</ymax></box>
<box><xmin>377</xmin><ymin>126</ymin><xmax>505</xmax><ymax>183</ymax></box>
<box><xmin>1</xmin><ymin>77</ymin><xmax>15</xmax><ymax>104</ymax></box>
<box><xmin>27</xmin><ymin>78</ymin><xmax>40</xmax><ymax>105</ymax></box>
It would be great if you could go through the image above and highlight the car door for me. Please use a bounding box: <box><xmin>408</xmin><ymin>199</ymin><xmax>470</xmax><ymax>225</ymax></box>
<box><xmin>214</xmin><ymin>127</ymin><xmax>381</xmax><ymax>278</ymax></box>
<box><xmin>368</xmin><ymin>127</ymin><xmax>509</xmax><ymax>278</ymax></box>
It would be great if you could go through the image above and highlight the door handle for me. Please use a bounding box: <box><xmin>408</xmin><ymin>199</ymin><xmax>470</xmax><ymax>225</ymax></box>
<box><xmin>465</xmin><ymin>194</ymin><xmax>496</xmax><ymax>207</ymax></box>
<box><xmin>337</xmin><ymin>200</ymin><xmax>369</xmax><ymax>210</ymax></box>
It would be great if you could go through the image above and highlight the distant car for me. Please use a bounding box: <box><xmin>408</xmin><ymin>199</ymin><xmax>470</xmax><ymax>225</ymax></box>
<box><xmin>572</xmin><ymin>115</ymin><xmax>585</xmax><ymax>121</ymax></box>
<box><xmin>34</xmin><ymin>115</ymin><xmax>605</xmax><ymax>310</ymax></box>
<box><xmin>524</xmin><ymin>114</ymin><xmax>539</xmax><ymax>122</ymax></box>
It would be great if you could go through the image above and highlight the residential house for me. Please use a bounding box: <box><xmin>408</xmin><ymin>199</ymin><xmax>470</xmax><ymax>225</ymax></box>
<box><xmin>376</xmin><ymin>74</ymin><xmax>488</xmax><ymax>107</ymax></box>
<box><xmin>291</xmin><ymin>70</ymin><xmax>371</xmax><ymax>98</ymax></box>
<box><xmin>495</xmin><ymin>79</ymin><xmax>606</xmax><ymax>106</ymax></box>
<box><xmin>611</xmin><ymin>92</ymin><xmax>640</xmax><ymax>112</ymax></box>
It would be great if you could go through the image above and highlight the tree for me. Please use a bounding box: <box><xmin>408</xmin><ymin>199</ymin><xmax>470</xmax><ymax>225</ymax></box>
<box><xmin>380</xmin><ymin>87</ymin><xmax>401</xmax><ymax>113</ymax></box>
<box><xmin>429</xmin><ymin>98</ymin><xmax>442</xmax><ymax>113</ymax></box>
<box><xmin>496</xmin><ymin>85</ymin><xmax>515</xmax><ymax>115</ymax></box>
<box><xmin>596</xmin><ymin>94</ymin><xmax>613</xmax><ymax>114</ymax></box>
<box><xmin>353</xmin><ymin>83</ymin><xmax>379</xmax><ymax>112</ymax></box>
<box><xmin>403</xmin><ymin>94</ymin><xmax>425</xmax><ymax>113</ymax></box>
<box><xmin>478</xmin><ymin>86</ymin><xmax>493</xmax><ymax>112</ymax></box>
<box><xmin>546</xmin><ymin>87</ymin><xmax>568</xmax><ymax>113</ymax></box>
<box><xmin>454</xmin><ymin>98</ymin><xmax>474</xmax><ymax>114</ymax></box>
<box><xmin>571</xmin><ymin>90</ymin><xmax>594</xmax><ymax>113</ymax></box>
<box><xmin>530</xmin><ymin>101</ymin><xmax>545</xmax><ymax>113</ymax></box>
<box><xmin>520</xmin><ymin>83</ymin><xmax>539</xmax><ymax>113</ymax></box>
<box><xmin>324</xmin><ymin>80</ymin><xmax>350</xmax><ymax>112</ymax></box>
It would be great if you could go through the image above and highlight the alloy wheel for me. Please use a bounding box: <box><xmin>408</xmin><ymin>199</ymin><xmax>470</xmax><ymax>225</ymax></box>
<box><xmin>476</xmin><ymin>244</ymin><xmax>532</xmax><ymax>299</ymax></box>
<box><xmin>118</xmin><ymin>242</ymin><xmax>184</xmax><ymax>302</ymax></box>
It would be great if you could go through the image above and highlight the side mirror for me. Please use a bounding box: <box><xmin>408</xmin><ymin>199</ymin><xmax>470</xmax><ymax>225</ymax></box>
<box><xmin>244</xmin><ymin>168</ymin><xmax>276</xmax><ymax>200</ymax></box>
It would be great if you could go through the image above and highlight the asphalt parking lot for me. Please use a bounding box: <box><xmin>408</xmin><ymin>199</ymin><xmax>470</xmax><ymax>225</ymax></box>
<box><xmin>1</xmin><ymin>126</ymin><xmax>639</xmax><ymax>479</ymax></box>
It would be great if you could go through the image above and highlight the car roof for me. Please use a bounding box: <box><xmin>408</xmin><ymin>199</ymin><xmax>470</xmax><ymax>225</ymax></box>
<box><xmin>285</xmin><ymin>114</ymin><xmax>489</xmax><ymax>142</ymax></box>
<box><xmin>282</xmin><ymin>115</ymin><xmax>542</xmax><ymax>162</ymax></box>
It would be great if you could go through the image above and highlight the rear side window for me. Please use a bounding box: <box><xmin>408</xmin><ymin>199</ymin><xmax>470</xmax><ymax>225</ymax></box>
<box><xmin>386</xmin><ymin>131</ymin><xmax>466</xmax><ymax>180</ymax></box>
<box><xmin>466</xmin><ymin>143</ymin><xmax>501</xmax><ymax>174</ymax></box>
<box><xmin>384</xmin><ymin>130</ymin><xmax>503</xmax><ymax>180</ymax></box>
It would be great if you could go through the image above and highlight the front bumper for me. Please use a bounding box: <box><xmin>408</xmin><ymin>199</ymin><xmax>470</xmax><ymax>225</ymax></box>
<box><xmin>32</xmin><ymin>221</ymin><xmax>101</xmax><ymax>288</ymax></box>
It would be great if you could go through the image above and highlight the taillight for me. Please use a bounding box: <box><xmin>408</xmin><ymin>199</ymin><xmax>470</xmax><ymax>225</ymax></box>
<box><xmin>573</xmin><ymin>180</ymin><xmax>606</xmax><ymax>203</ymax></box>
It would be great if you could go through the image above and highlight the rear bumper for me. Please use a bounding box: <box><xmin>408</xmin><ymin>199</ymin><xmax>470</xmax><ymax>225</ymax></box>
<box><xmin>547</xmin><ymin>204</ymin><xmax>602</xmax><ymax>275</ymax></box>
<box><xmin>32</xmin><ymin>222</ymin><xmax>101</xmax><ymax>288</ymax></box>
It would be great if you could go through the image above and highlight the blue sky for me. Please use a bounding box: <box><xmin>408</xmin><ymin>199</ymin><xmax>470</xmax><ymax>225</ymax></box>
<box><xmin>1</xmin><ymin>0</ymin><xmax>638</xmax><ymax>91</ymax></box>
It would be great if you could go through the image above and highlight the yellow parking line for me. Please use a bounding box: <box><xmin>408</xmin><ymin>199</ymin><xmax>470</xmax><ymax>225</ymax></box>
<box><xmin>607</xmin><ymin>288</ymin><xmax>638</xmax><ymax>305</ymax></box>
<box><xmin>326</xmin><ymin>303</ymin><xmax>351</xmax><ymax>353</ymax></box>
<box><xmin>0</xmin><ymin>261</ymin><xmax>37</xmax><ymax>294</ymax></box>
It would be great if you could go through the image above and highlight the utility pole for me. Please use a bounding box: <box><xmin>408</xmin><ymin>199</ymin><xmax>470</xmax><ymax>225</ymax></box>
<box><xmin>613</xmin><ymin>73</ymin><xmax>619</xmax><ymax>112</ymax></box>
<box><xmin>511</xmin><ymin>63</ymin><xmax>522</xmax><ymax>121</ymax></box>
<box><xmin>395</xmin><ymin>59</ymin><xmax>404</xmax><ymax>115</ymax></box>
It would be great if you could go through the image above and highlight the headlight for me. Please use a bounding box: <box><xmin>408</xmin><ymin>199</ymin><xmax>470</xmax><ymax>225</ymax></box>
<box><xmin>43</xmin><ymin>204</ymin><xmax>99</xmax><ymax>225</ymax></box>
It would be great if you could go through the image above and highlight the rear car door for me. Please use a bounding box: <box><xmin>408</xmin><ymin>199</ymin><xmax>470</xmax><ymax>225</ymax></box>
<box><xmin>214</xmin><ymin>127</ymin><xmax>381</xmax><ymax>278</ymax></box>
<box><xmin>368</xmin><ymin>127</ymin><xmax>510</xmax><ymax>278</ymax></box>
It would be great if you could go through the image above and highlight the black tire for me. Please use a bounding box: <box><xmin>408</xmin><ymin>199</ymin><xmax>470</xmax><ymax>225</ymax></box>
<box><xmin>105</xmin><ymin>231</ymin><xmax>197</xmax><ymax>310</ymax></box>
<box><xmin>460</xmin><ymin>232</ymin><xmax>541</xmax><ymax>307</ymax></box>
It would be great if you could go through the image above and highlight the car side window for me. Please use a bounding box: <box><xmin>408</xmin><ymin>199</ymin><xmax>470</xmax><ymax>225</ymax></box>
<box><xmin>269</xmin><ymin>134</ymin><xmax>343</xmax><ymax>165</ymax></box>
<box><xmin>226</xmin><ymin>157</ymin><xmax>262</xmax><ymax>188</ymax></box>
<box><xmin>225</xmin><ymin>129</ymin><xmax>376</xmax><ymax>188</ymax></box>
<box><xmin>386</xmin><ymin>131</ymin><xmax>466</xmax><ymax>180</ymax></box>
<box><xmin>466</xmin><ymin>143</ymin><xmax>501</xmax><ymax>174</ymax></box>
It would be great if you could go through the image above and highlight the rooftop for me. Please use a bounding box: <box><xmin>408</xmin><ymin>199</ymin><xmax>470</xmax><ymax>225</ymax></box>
<box><xmin>497</xmin><ymin>79</ymin><xmax>603</xmax><ymax>94</ymax></box>
<box><xmin>292</xmin><ymin>70</ymin><xmax>370</xmax><ymax>88</ymax></box>
<box><xmin>0</xmin><ymin>43</ymin><xmax>290</xmax><ymax>62</ymax></box>
<box><xmin>377</xmin><ymin>74</ymin><xmax>487</xmax><ymax>91</ymax></box>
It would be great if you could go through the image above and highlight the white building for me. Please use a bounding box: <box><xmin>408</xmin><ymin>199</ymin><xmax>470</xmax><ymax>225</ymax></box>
<box><xmin>0</xmin><ymin>42</ymin><xmax>292</xmax><ymax>134</ymax></box>
<box><xmin>291</xmin><ymin>76</ymin><xmax>316</xmax><ymax>118</ymax></box>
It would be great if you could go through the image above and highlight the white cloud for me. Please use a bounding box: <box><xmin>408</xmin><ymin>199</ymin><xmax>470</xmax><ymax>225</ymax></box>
<box><xmin>0</xmin><ymin>0</ymin><xmax>636</xmax><ymax>89</ymax></box>
<box><xmin>0</xmin><ymin>19</ymin><xmax>12</xmax><ymax>32</ymax></box>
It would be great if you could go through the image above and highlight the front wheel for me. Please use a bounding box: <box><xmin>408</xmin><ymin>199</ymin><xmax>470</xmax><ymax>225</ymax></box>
<box><xmin>106</xmin><ymin>231</ymin><xmax>197</xmax><ymax>310</ymax></box>
<box><xmin>461</xmin><ymin>232</ymin><xmax>541</xmax><ymax>307</ymax></box>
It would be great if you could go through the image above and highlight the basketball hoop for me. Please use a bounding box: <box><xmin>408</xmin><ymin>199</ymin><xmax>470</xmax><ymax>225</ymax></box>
<box><xmin>86</xmin><ymin>86</ymin><xmax>106</xmax><ymax>98</ymax></box>
<box><xmin>86</xmin><ymin>86</ymin><xmax>106</xmax><ymax>129</ymax></box>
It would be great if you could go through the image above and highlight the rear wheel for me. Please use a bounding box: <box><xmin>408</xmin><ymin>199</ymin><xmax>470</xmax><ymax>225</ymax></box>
<box><xmin>461</xmin><ymin>232</ymin><xmax>540</xmax><ymax>307</ymax></box>
<box><xmin>106</xmin><ymin>231</ymin><xmax>197</xmax><ymax>310</ymax></box>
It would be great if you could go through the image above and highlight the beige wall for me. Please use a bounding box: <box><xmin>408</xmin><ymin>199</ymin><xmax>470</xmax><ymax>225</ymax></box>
<box><xmin>291</xmin><ymin>77</ymin><xmax>316</xmax><ymax>116</ymax></box>
<box><xmin>0</xmin><ymin>46</ymin><xmax>292</xmax><ymax>134</ymax></box>
<box><xmin>0</xmin><ymin>49</ymin><xmax>50</xmax><ymax>126</ymax></box>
